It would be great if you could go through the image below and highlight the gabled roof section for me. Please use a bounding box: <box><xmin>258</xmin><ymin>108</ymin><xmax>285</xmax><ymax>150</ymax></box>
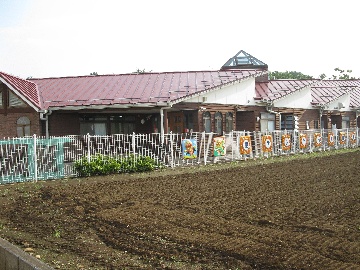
<box><xmin>310</xmin><ymin>80</ymin><xmax>359</xmax><ymax>106</ymax></box>
<box><xmin>29</xmin><ymin>70</ymin><xmax>266</xmax><ymax>110</ymax></box>
<box><xmin>0</xmin><ymin>71</ymin><xmax>41</xmax><ymax>110</ymax></box>
<box><xmin>221</xmin><ymin>50</ymin><xmax>268</xmax><ymax>70</ymax></box>
<box><xmin>350</xmin><ymin>87</ymin><xmax>360</xmax><ymax>108</ymax></box>
<box><xmin>255</xmin><ymin>80</ymin><xmax>315</xmax><ymax>102</ymax></box>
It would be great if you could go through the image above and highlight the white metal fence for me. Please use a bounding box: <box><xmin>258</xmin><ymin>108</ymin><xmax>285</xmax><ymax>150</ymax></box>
<box><xmin>0</xmin><ymin>128</ymin><xmax>359</xmax><ymax>184</ymax></box>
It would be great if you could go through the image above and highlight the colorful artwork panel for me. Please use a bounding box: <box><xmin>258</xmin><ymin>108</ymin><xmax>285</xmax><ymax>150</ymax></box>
<box><xmin>339</xmin><ymin>132</ymin><xmax>346</xmax><ymax>145</ymax></box>
<box><xmin>314</xmin><ymin>133</ymin><xmax>322</xmax><ymax>147</ymax></box>
<box><xmin>299</xmin><ymin>134</ymin><xmax>307</xmax><ymax>149</ymax></box>
<box><xmin>213</xmin><ymin>136</ymin><xmax>226</xmax><ymax>157</ymax></box>
<box><xmin>327</xmin><ymin>132</ymin><xmax>335</xmax><ymax>146</ymax></box>
<box><xmin>262</xmin><ymin>135</ymin><xmax>272</xmax><ymax>153</ymax></box>
<box><xmin>182</xmin><ymin>139</ymin><xmax>197</xmax><ymax>159</ymax></box>
<box><xmin>350</xmin><ymin>132</ymin><xmax>357</xmax><ymax>144</ymax></box>
<box><xmin>281</xmin><ymin>134</ymin><xmax>291</xmax><ymax>151</ymax></box>
<box><xmin>240</xmin><ymin>136</ymin><xmax>252</xmax><ymax>155</ymax></box>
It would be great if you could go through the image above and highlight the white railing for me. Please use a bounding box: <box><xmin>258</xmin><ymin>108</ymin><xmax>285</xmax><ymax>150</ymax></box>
<box><xmin>0</xmin><ymin>128</ymin><xmax>359</xmax><ymax>184</ymax></box>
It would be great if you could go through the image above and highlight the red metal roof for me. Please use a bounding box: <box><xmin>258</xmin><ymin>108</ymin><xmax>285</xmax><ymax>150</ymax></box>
<box><xmin>255</xmin><ymin>80</ymin><xmax>315</xmax><ymax>102</ymax></box>
<box><xmin>256</xmin><ymin>79</ymin><xmax>360</xmax><ymax>108</ymax></box>
<box><xmin>29</xmin><ymin>70</ymin><xmax>264</xmax><ymax>109</ymax></box>
<box><xmin>311</xmin><ymin>80</ymin><xmax>360</xmax><ymax>106</ymax></box>
<box><xmin>0</xmin><ymin>71</ymin><xmax>41</xmax><ymax>110</ymax></box>
<box><xmin>2</xmin><ymin>69</ymin><xmax>360</xmax><ymax>111</ymax></box>
<box><xmin>350</xmin><ymin>88</ymin><xmax>360</xmax><ymax>108</ymax></box>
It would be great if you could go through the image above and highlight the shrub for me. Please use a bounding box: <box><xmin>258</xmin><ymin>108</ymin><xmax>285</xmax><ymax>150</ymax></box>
<box><xmin>74</xmin><ymin>154</ymin><xmax>159</xmax><ymax>177</ymax></box>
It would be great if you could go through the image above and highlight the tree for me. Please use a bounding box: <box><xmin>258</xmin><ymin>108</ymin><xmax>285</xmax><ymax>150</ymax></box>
<box><xmin>319</xmin><ymin>68</ymin><xmax>357</xmax><ymax>80</ymax></box>
<box><xmin>90</xmin><ymin>72</ymin><xmax>99</xmax><ymax>76</ymax></box>
<box><xmin>133</xmin><ymin>68</ymin><xmax>152</xmax><ymax>74</ymax></box>
<box><xmin>268</xmin><ymin>71</ymin><xmax>314</xmax><ymax>80</ymax></box>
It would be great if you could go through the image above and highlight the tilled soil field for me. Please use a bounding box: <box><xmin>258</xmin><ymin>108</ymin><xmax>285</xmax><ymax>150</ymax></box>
<box><xmin>0</xmin><ymin>149</ymin><xmax>359</xmax><ymax>270</ymax></box>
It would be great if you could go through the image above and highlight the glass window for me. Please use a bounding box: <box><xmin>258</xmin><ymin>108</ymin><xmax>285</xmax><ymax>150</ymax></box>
<box><xmin>281</xmin><ymin>114</ymin><xmax>294</xmax><ymax>130</ymax></box>
<box><xmin>215</xmin><ymin>112</ymin><xmax>223</xmax><ymax>134</ymax></box>
<box><xmin>184</xmin><ymin>113</ymin><xmax>194</xmax><ymax>131</ymax></box>
<box><xmin>80</xmin><ymin>116</ymin><xmax>107</xmax><ymax>135</ymax></box>
<box><xmin>260</xmin><ymin>113</ymin><xmax>275</xmax><ymax>132</ymax></box>
<box><xmin>111</xmin><ymin>122</ymin><xmax>135</xmax><ymax>134</ymax></box>
<box><xmin>314</xmin><ymin>120</ymin><xmax>319</xmax><ymax>129</ymax></box>
<box><xmin>342</xmin><ymin>116</ymin><xmax>350</xmax><ymax>129</ymax></box>
<box><xmin>109</xmin><ymin>115</ymin><xmax>136</xmax><ymax>134</ymax></box>
<box><xmin>17</xmin><ymin>116</ymin><xmax>31</xmax><ymax>137</ymax></box>
<box><xmin>203</xmin><ymin>112</ymin><xmax>211</xmax><ymax>133</ymax></box>
<box><xmin>225</xmin><ymin>112</ymin><xmax>233</xmax><ymax>132</ymax></box>
<box><xmin>80</xmin><ymin>122</ymin><xmax>106</xmax><ymax>135</ymax></box>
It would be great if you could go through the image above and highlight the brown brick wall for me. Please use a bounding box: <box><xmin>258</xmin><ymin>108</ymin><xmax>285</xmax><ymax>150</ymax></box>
<box><xmin>196</xmin><ymin>106</ymin><xmax>236</xmax><ymax>133</ymax></box>
<box><xmin>299</xmin><ymin>109</ymin><xmax>320</xmax><ymax>130</ymax></box>
<box><xmin>48</xmin><ymin>112</ymin><xmax>80</xmax><ymax>136</ymax></box>
<box><xmin>0</xmin><ymin>112</ymin><xmax>41</xmax><ymax>138</ymax></box>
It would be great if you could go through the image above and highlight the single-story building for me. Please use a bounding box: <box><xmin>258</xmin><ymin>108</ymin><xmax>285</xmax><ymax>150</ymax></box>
<box><xmin>0</xmin><ymin>50</ymin><xmax>359</xmax><ymax>138</ymax></box>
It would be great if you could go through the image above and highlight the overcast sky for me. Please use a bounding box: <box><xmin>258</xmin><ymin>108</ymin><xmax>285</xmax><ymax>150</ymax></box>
<box><xmin>1</xmin><ymin>0</ymin><xmax>359</xmax><ymax>79</ymax></box>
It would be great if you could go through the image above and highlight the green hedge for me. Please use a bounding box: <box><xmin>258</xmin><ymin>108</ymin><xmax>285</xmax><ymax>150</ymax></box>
<box><xmin>74</xmin><ymin>154</ymin><xmax>160</xmax><ymax>177</ymax></box>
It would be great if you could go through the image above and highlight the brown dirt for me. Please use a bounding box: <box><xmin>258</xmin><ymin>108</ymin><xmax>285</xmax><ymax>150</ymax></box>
<box><xmin>0</xmin><ymin>149</ymin><xmax>359</xmax><ymax>270</ymax></box>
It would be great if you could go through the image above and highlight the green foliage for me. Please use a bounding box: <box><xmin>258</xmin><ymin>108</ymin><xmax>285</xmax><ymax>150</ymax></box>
<box><xmin>90</xmin><ymin>72</ymin><xmax>99</xmax><ymax>76</ymax></box>
<box><xmin>319</xmin><ymin>67</ymin><xmax>358</xmax><ymax>80</ymax></box>
<box><xmin>74</xmin><ymin>154</ymin><xmax>159</xmax><ymax>177</ymax></box>
<box><xmin>53</xmin><ymin>228</ymin><xmax>61</xmax><ymax>238</ymax></box>
<box><xmin>270</xmin><ymin>68</ymin><xmax>359</xmax><ymax>80</ymax></box>
<box><xmin>133</xmin><ymin>68</ymin><xmax>152</xmax><ymax>74</ymax></box>
<box><xmin>269</xmin><ymin>71</ymin><xmax>314</xmax><ymax>80</ymax></box>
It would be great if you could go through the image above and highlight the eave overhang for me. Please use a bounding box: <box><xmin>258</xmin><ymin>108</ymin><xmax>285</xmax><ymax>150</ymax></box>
<box><xmin>46</xmin><ymin>102</ymin><xmax>171</xmax><ymax>111</ymax></box>
<box><xmin>0</xmin><ymin>77</ymin><xmax>41</xmax><ymax>112</ymax></box>
<box><xmin>311</xmin><ymin>87</ymin><xmax>353</xmax><ymax>110</ymax></box>
<box><xmin>169</xmin><ymin>70</ymin><xmax>268</xmax><ymax>106</ymax></box>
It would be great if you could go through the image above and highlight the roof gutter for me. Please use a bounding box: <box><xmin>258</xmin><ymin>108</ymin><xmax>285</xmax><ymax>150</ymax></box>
<box><xmin>39</xmin><ymin>110</ymin><xmax>53</xmax><ymax>138</ymax></box>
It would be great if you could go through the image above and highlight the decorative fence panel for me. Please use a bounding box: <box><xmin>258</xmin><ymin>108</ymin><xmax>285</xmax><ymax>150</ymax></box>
<box><xmin>0</xmin><ymin>128</ymin><xmax>359</xmax><ymax>184</ymax></box>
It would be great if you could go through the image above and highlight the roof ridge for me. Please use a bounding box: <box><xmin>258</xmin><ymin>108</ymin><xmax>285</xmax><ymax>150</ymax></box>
<box><xmin>28</xmin><ymin>69</ymin><xmax>267</xmax><ymax>80</ymax></box>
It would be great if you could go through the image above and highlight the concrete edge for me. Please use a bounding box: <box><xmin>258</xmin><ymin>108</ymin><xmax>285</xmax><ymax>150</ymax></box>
<box><xmin>0</xmin><ymin>237</ymin><xmax>54</xmax><ymax>270</ymax></box>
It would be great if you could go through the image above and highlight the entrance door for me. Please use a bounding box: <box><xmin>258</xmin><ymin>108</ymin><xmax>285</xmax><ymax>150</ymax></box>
<box><xmin>236</xmin><ymin>111</ymin><xmax>256</xmax><ymax>131</ymax></box>
<box><xmin>168</xmin><ymin>112</ymin><xmax>184</xmax><ymax>133</ymax></box>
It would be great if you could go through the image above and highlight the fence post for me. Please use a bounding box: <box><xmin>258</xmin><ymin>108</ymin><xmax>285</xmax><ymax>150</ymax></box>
<box><xmin>170</xmin><ymin>132</ymin><xmax>174</xmax><ymax>168</ymax></box>
<box><xmin>253</xmin><ymin>131</ymin><xmax>258</xmax><ymax>157</ymax></box>
<box><xmin>292</xmin><ymin>130</ymin><xmax>297</xmax><ymax>154</ymax></box>
<box><xmin>87</xmin><ymin>133</ymin><xmax>91</xmax><ymax>163</ymax></box>
<box><xmin>33</xmin><ymin>134</ymin><xmax>38</xmax><ymax>182</ymax></box>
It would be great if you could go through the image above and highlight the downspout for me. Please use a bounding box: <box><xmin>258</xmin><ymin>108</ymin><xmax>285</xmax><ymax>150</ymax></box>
<box><xmin>39</xmin><ymin>110</ymin><xmax>53</xmax><ymax>138</ymax></box>
<box><xmin>319</xmin><ymin>105</ymin><xmax>325</xmax><ymax>129</ymax></box>
<box><xmin>266</xmin><ymin>103</ymin><xmax>281</xmax><ymax>130</ymax></box>
<box><xmin>160</xmin><ymin>105</ymin><xmax>172</xmax><ymax>144</ymax></box>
